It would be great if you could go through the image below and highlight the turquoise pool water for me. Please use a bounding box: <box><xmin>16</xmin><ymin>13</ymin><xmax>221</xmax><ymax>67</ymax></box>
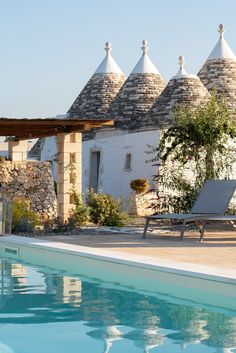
<box><xmin>0</xmin><ymin>258</ymin><xmax>235</xmax><ymax>353</ymax></box>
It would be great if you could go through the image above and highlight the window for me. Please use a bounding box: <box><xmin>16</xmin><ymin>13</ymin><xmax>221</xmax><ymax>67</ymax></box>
<box><xmin>124</xmin><ymin>153</ymin><xmax>132</xmax><ymax>171</ymax></box>
<box><xmin>89</xmin><ymin>151</ymin><xmax>101</xmax><ymax>192</ymax></box>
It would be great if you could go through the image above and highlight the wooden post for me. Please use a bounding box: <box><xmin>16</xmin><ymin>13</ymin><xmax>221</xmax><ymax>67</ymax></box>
<box><xmin>56</xmin><ymin>132</ymin><xmax>82</xmax><ymax>222</ymax></box>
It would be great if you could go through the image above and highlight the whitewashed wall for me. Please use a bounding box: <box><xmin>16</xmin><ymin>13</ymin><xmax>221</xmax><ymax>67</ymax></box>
<box><xmin>0</xmin><ymin>142</ymin><xmax>9</xmax><ymax>158</ymax></box>
<box><xmin>83</xmin><ymin>129</ymin><xmax>160</xmax><ymax>204</ymax></box>
<box><xmin>40</xmin><ymin>114</ymin><xmax>67</xmax><ymax>178</ymax></box>
<box><xmin>0</xmin><ymin>141</ymin><xmax>34</xmax><ymax>159</ymax></box>
<box><xmin>40</xmin><ymin>129</ymin><xmax>160</xmax><ymax>204</ymax></box>
<box><xmin>41</xmin><ymin>136</ymin><xmax>57</xmax><ymax>179</ymax></box>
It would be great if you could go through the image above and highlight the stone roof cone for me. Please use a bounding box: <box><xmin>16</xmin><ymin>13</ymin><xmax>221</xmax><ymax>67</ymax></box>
<box><xmin>198</xmin><ymin>24</ymin><xmax>236</xmax><ymax>112</ymax></box>
<box><xmin>147</xmin><ymin>56</ymin><xmax>210</xmax><ymax>128</ymax></box>
<box><xmin>67</xmin><ymin>42</ymin><xmax>126</xmax><ymax>119</ymax></box>
<box><xmin>106</xmin><ymin>40</ymin><xmax>165</xmax><ymax>130</ymax></box>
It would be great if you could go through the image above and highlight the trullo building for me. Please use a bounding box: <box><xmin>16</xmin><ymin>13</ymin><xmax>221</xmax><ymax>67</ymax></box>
<box><xmin>147</xmin><ymin>56</ymin><xmax>210</xmax><ymax>127</ymax></box>
<box><xmin>198</xmin><ymin>24</ymin><xmax>236</xmax><ymax>112</ymax></box>
<box><xmin>82</xmin><ymin>40</ymin><xmax>166</xmax><ymax>201</ymax></box>
<box><xmin>67</xmin><ymin>42</ymin><xmax>126</xmax><ymax>119</ymax></box>
<box><xmin>37</xmin><ymin>26</ymin><xmax>236</xmax><ymax>208</ymax></box>
<box><xmin>40</xmin><ymin>42</ymin><xmax>126</xmax><ymax>179</ymax></box>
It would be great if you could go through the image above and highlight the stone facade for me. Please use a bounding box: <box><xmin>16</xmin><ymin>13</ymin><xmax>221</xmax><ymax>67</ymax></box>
<box><xmin>67</xmin><ymin>73</ymin><xmax>125</xmax><ymax>119</ymax></box>
<box><xmin>198</xmin><ymin>59</ymin><xmax>236</xmax><ymax>112</ymax></box>
<box><xmin>107</xmin><ymin>73</ymin><xmax>165</xmax><ymax>130</ymax></box>
<box><xmin>147</xmin><ymin>76</ymin><xmax>210</xmax><ymax>128</ymax></box>
<box><xmin>0</xmin><ymin>160</ymin><xmax>57</xmax><ymax>219</ymax></box>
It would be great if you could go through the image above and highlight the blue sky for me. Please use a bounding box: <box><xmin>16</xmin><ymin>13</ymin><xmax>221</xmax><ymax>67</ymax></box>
<box><xmin>0</xmin><ymin>0</ymin><xmax>235</xmax><ymax>118</ymax></box>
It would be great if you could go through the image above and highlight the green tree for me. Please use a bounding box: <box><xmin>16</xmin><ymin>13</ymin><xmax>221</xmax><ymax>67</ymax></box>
<box><xmin>151</xmin><ymin>93</ymin><xmax>236</xmax><ymax>212</ymax></box>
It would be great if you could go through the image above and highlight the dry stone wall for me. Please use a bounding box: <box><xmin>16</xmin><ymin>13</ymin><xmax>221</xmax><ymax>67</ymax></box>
<box><xmin>0</xmin><ymin>160</ymin><xmax>57</xmax><ymax>219</ymax></box>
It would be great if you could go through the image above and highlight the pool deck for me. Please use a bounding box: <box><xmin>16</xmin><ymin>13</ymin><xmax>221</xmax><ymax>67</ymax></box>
<box><xmin>35</xmin><ymin>230</ymin><xmax>236</xmax><ymax>272</ymax></box>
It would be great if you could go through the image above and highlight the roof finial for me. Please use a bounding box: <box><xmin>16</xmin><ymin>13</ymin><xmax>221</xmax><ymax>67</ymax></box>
<box><xmin>218</xmin><ymin>24</ymin><xmax>225</xmax><ymax>38</ymax></box>
<box><xmin>178</xmin><ymin>55</ymin><xmax>185</xmax><ymax>69</ymax></box>
<box><xmin>171</xmin><ymin>55</ymin><xmax>190</xmax><ymax>79</ymax></box>
<box><xmin>141</xmin><ymin>40</ymin><xmax>149</xmax><ymax>54</ymax></box>
<box><xmin>105</xmin><ymin>42</ymin><xmax>112</xmax><ymax>54</ymax></box>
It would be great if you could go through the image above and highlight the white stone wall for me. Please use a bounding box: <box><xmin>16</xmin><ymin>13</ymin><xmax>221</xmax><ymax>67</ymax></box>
<box><xmin>40</xmin><ymin>129</ymin><xmax>160</xmax><ymax>206</ymax></box>
<box><xmin>41</xmin><ymin>136</ymin><xmax>57</xmax><ymax>179</ymax></box>
<box><xmin>38</xmin><ymin>130</ymin><xmax>236</xmax><ymax>213</ymax></box>
<box><xmin>0</xmin><ymin>142</ymin><xmax>8</xmax><ymax>158</ymax></box>
<box><xmin>0</xmin><ymin>141</ymin><xmax>33</xmax><ymax>159</ymax></box>
<box><xmin>40</xmin><ymin>114</ymin><xmax>70</xmax><ymax>179</ymax></box>
<box><xmin>82</xmin><ymin>129</ymin><xmax>160</xmax><ymax>205</ymax></box>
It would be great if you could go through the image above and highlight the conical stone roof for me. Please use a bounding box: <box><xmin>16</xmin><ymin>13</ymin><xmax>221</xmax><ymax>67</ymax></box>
<box><xmin>147</xmin><ymin>57</ymin><xmax>210</xmax><ymax>128</ymax></box>
<box><xmin>198</xmin><ymin>24</ymin><xmax>236</xmax><ymax>112</ymax></box>
<box><xmin>106</xmin><ymin>40</ymin><xmax>165</xmax><ymax>130</ymax></box>
<box><xmin>67</xmin><ymin>42</ymin><xmax>125</xmax><ymax>119</ymax></box>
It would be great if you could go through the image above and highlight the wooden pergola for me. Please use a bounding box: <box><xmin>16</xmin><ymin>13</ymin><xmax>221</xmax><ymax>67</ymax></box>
<box><xmin>0</xmin><ymin>117</ymin><xmax>113</xmax><ymax>220</ymax></box>
<box><xmin>0</xmin><ymin>117</ymin><xmax>113</xmax><ymax>140</ymax></box>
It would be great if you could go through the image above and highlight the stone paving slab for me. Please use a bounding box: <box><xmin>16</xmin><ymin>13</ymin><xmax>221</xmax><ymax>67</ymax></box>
<box><xmin>36</xmin><ymin>231</ymin><xmax>236</xmax><ymax>271</ymax></box>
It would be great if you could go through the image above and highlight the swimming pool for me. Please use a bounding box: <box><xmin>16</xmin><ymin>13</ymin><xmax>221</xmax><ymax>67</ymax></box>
<box><xmin>0</xmin><ymin>236</ymin><xmax>235</xmax><ymax>353</ymax></box>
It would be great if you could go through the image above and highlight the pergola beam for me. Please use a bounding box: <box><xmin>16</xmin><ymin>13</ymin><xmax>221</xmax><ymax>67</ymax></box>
<box><xmin>14</xmin><ymin>126</ymin><xmax>87</xmax><ymax>140</ymax></box>
<box><xmin>0</xmin><ymin>118</ymin><xmax>113</xmax><ymax>140</ymax></box>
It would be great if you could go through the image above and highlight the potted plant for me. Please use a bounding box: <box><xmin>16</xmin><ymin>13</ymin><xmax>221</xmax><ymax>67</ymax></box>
<box><xmin>130</xmin><ymin>178</ymin><xmax>149</xmax><ymax>194</ymax></box>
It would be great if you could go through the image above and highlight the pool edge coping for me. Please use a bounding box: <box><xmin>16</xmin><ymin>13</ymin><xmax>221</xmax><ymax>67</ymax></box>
<box><xmin>0</xmin><ymin>235</ymin><xmax>235</xmax><ymax>285</ymax></box>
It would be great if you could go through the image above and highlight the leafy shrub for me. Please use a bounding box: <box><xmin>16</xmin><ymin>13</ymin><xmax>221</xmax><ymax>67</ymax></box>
<box><xmin>43</xmin><ymin>192</ymin><xmax>89</xmax><ymax>234</ymax></box>
<box><xmin>12</xmin><ymin>198</ymin><xmax>40</xmax><ymax>233</ymax></box>
<box><xmin>130</xmin><ymin>178</ymin><xmax>149</xmax><ymax>194</ymax></box>
<box><xmin>86</xmin><ymin>190</ymin><xmax>127</xmax><ymax>226</ymax></box>
<box><xmin>69</xmin><ymin>191</ymin><xmax>89</xmax><ymax>225</ymax></box>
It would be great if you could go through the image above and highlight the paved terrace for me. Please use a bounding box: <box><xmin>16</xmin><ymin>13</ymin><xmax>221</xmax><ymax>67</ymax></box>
<box><xmin>37</xmin><ymin>231</ymin><xmax>236</xmax><ymax>271</ymax></box>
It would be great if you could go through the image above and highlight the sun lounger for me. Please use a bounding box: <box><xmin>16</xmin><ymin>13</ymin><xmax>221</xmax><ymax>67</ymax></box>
<box><xmin>142</xmin><ymin>179</ymin><xmax>236</xmax><ymax>241</ymax></box>
<box><xmin>198</xmin><ymin>215</ymin><xmax>236</xmax><ymax>241</ymax></box>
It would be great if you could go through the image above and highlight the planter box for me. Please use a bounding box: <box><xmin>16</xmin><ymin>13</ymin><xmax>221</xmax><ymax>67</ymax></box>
<box><xmin>128</xmin><ymin>191</ymin><xmax>158</xmax><ymax>216</ymax></box>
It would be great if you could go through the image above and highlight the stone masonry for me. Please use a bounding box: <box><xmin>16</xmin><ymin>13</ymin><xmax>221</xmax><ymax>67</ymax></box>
<box><xmin>67</xmin><ymin>73</ymin><xmax>125</xmax><ymax>119</ymax></box>
<box><xmin>56</xmin><ymin>132</ymin><xmax>82</xmax><ymax>222</ymax></box>
<box><xmin>0</xmin><ymin>160</ymin><xmax>57</xmax><ymax>219</ymax></box>
<box><xmin>107</xmin><ymin>73</ymin><xmax>165</xmax><ymax>130</ymax></box>
<box><xmin>198</xmin><ymin>58</ymin><xmax>236</xmax><ymax>113</ymax></box>
<box><xmin>128</xmin><ymin>191</ymin><xmax>158</xmax><ymax>216</ymax></box>
<box><xmin>146</xmin><ymin>76</ymin><xmax>210</xmax><ymax>128</ymax></box>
